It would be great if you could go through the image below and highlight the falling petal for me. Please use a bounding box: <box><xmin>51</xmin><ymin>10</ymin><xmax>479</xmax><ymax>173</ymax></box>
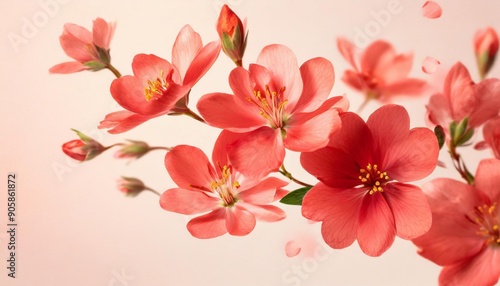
<box><xmin>474</xmin><ymin>141</ymin><xmax>489</xmax><ymax>150</ymax></box>
<box><xmin>437</xmin><ymin>160</ymin><xmax>446</xmax><ymax>168</ymax></box>
<box><xmin>285</xmin><ymin>240</ymin><xmax>302</xmax><ymax>257</ymax></box>
<box><xmin>422</xmin><ymin>57</ymin><xmax>440</xmax><ymax>74</ymax></box>
<box><xmin>422</xmin><ymin>1</ymin><xmax>442</xmax><ymax>19</ymax></box>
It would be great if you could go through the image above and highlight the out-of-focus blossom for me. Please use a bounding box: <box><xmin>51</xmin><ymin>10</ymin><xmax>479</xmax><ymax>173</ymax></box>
<box><xmin>114</xmin><ymin>140</ymin><xmax>150</xmax><ymax>159</ymax></box>
<box><xmin>117</xmin><ymin>177</ymin><xmax>146</xmax><ymax>197</ymax></box>
<box><xmin>100</xmin><ymin>25</ymin><xmax>220</xmax><ymax>133</ymax></box>
<box><xmin>198</xmin><ymin>44</ymin><xmax>347</xmax><ymax>178</ymax></box>
<box><xmin>62</xmin><ymin>129</ymin><xmax>106</xmax><ymax>161</ymax></box>
<box><xmin>337</xmin><ymin>38</ymin><xmax>426</xmax><ymax>104</ymax></box>
<box><xmin>474</xmin><ymin>27</ymin><xmax>499</xmax><ymax>79</ymax></box>
<box><xmin>413</xmin><ymin>159</ymin><xmax>500</xmax><ymax>286</ymax></box>
<box><xmin>217</xmin><ymin>4</ymin><xmax>247</xmax><ymax>66</ymax></box>
<box><xmin>50</xmin><ymin>18</ymin><xmax>115</xmax><ymax>74</ymax></box>
<box><xmin>301</xmin><ymin>105</ymin><xmax>438</xmax><ymax>256</ymax></box>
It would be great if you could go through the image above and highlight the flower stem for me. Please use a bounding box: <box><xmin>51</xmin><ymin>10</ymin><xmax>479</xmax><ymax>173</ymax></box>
<box><xmin>279</xmin><ymin>165</ymin><xmax>313</xmax><ymax>188</ymax></box>
<box><xmin>183</xmin><ymin>108</ymin><xmax>206</xmax><ymax>123</ymax></box>
<box><xmin>106</xmin><ymin>64</ymin><xmax>122</xmax><ymax>78</ymax></box>
<box><xmin>148</xmin><ymin>146</ymin><xmax>172</xmax><ymax>152</ymax></box>
<box><xmin>449</xmin><ymin>144</ymin><xmax>474</xmax><ymax>185</ymax></box>
<box><xmin>145</xmin><ymin>187</ymin><xmax>161</xmax><ymax>197</ymax></box>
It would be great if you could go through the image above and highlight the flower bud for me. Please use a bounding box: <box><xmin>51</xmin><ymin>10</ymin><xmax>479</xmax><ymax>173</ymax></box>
<box><xmin>216</xmin><ymin>5</ymin><xmax>247</xmax><ymax>66</ymax></box>
<box><xmin>62</xmin><ymin>129</ymin><xmax>105</xmax><ymax>161</ymax></box>
<box><xmin>474</xmin><ymin>27</ymin><xmax>499</xmax><ymax>79</ymax></box>
<box><xmin>114</xmin><ymin>140</ymin><xmax>150</xmax><ymax>159</ymax></box>
<box><xmin>117</xmin><ymin>177</ymin><xmax>146</xmax><ymax>197</ymax></box>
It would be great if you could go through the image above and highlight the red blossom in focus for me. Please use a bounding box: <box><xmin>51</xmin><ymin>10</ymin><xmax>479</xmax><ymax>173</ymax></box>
<box><xmin>99</xmin><ymin>25</ymin><xmax>220</xmax><ymax>133</ymax></box>
<box><xmin>300</xmin><ymin>105</ymin><xmax>438</xmax><ymax>256</ymax></box>
<box><xmin>197</xmin><ymin>44</ymin><xmax>347</xmax><ymax>178</ymax></box>
<box><xmin>426</xmin><ymin>62</ymin><xmax>500</xmax><ymax>142</ymax></box>
<box><xmin>62</xmin><ymin>129</ymin><xmax>105</xmax><ymax>161</ymax></box>
<box><xmin>474</xmin><ymin>27</ymin><xmax>499</xmax><ymax>79</ymax></box>
<box><xmin>50</xmin><ymin>18</ymin><xmax>115</xmax><ymax>74</ymax></box>
<box><xmin>160</xmin><ymin>133</ymin><xmax>288</xmax><ymax>239</ymax></box>
<box><xmin>217</xmin><ymin>4</ymin><xmax>247</xmax><ymax>66</ymax></box>
<box><xmin>412</xmin><ymin>159</ymin><xmax>500</xmax><ymax>286</ymax></box>
<box><xmin>337</xmin><ymin>38</ymin><xmax>427</xmax><ymax>104</ymax></box>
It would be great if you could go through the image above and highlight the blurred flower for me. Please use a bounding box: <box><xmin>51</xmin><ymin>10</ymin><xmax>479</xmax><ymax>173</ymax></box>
<box><xmin>160</xmin><ymin>133</ymin><xmax>288</xmax><ymax>239</ymax></box>
<box><xmin>62</xmin><ymin>129</ymin><xmax>105</xmax><ymax>161</ymax></box>
<box><xmin>114</xmin><ymin>140</ymin><xmax>150</xmax><ymax>159</ymax></box>
<box><xmin>50</xmin><ymin>18</ymin><xmax>115</xmax><ymax>74</ymax></box>
<box><xmin>301</xmin><ymin>105</ymin><xmax>438</xmax><ymax>256</ymax></box>
<box><xmin>197</xmin><ymin>44</ymin><xmax>347</xmax><ymax>178</ymax></box>
<box><xmin>337</xmin><ymin>38</ymin><xmax>426</xmax><ymax>105</ymax></box>
<box><xmin>426</xmin><ymin>62</ymin><xmax>500</xmax><ymax>143</ymax></box>
<box><xmin>117</xmin><ymin>177</ymin><xmax>147</xmax><ymax>197</ymax></box>
<box><xmin>99</xmin><ymin>25</ymin><xmax>220</xmax><ymax>133</ymax></box>
<box><xmin>217</xmin><ymin>4</ymin><xmax>247</xmax><ymax>66</ymax></box>
<box><xmin>412</xmin><ymin>159</ymin><xmax>500</xmax><ymax>286</ymax></box>
<box><xmin>474</xmin><ymin>27</ymin><xmax>499</xmax><ymax>79</ymax></box>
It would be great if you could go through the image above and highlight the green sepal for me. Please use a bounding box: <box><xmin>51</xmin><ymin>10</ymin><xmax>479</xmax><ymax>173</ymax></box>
<box><xmin>434</xmin><ymin>125</ymin><xmax>445</xmax><ymax>150</ymax></box>
<box><xmin>279</xmin><ymin>186</ymin><xmax>312</xmax><ymax>205</ymax></box>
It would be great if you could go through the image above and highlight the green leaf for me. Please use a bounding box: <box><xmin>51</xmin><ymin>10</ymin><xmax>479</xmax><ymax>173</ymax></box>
<box><xmin>280</xmin><ymin>186</ymin><xmax>312</xmax><ymax>205</ymax></box>
<box><xmin>434</xmin><ymin>125</ymin><xmax>445</xmax><ymax>150</ymax></box>
<box><xmin>456</xmin><ymin>128</ymin><xmax>475</xmax><ymax>146</ymax></box>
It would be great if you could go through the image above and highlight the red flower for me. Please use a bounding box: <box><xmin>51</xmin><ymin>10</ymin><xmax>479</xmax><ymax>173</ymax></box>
<box><xmin>412</xmin><ymin>159</ymin><xmax>500</xmax><ymax>286</ymax></box>
<box><xmin>100</xmin><ymin>25</ymin><xmax>220</xmax><ymax>133</ymax></box>
<box><xmin>337</xmin><ymin>38</ymin><xmax>426</xmax><ymax>103</ymax></box>
<box><xmin>474</xmin><ymin>27</ymin><xmax>499</xmax><ymax>79</ymax></box>
<box><xmin>160</xmin><ymin>133</ymin><xmax>288</xmax><ymax>239</ymax></box>
<box><xmin>301</xmin><ymin>105</ymin><xmax>438</xmax><ymax>256</ymax></box>
<box><xmin>216</xmin><ymin>4</ymin><xmax>247</xmax><ymax>66</ymax></box>
<box><xmin>62</xmin><ymin>129</ymin><xmax>105</xmax><ymax>161</ymax></box>
<box><xmin>197</xmin><ymin>44</ymin><xmax>347</xmax><ymax>178</ymax></box>
<box><xmin>50</xmin><ymin>18</ymin><xmax>115</xmax><ymax>74</ymax></box>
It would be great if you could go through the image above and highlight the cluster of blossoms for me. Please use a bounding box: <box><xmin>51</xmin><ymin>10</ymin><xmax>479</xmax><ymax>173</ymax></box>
<box><xmin>52</xmin><ymin>5</ymin><xmax>500</xmax><ymax>285</ymax></box>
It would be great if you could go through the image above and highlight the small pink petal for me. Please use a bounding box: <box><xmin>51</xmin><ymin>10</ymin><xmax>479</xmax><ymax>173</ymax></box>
<box><xmin>285</xmin><ymin>241</ymin><xmax>302</xmax><ymax>257</ymax></box>
<box><xmin>422</xmin><ymin>57</ymin><xmax>440</xmax><ymax>74</ymax></box>
<box><xmin>422</xmin><ymin>1</ymin><xmax>442</xmax><ymax>19</ymax></box>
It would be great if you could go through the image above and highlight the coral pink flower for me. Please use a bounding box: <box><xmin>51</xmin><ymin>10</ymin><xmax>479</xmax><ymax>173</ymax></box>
<box><xmin>62</xmin><ymin>129</ymin><xmax>106</xmax><ymax>161</ymax></box>
<box><xmin>300</xmin><ymin>105</ymin><xmax>439</xmax><ymax>256</ymax></box>
<box><xmin>100</xmin><ymin>25</ymin><xmax>220</xmax><ymax>133</ymax></box>
<box><xmin>159</xmin><ymin>133</ymin><xmax>288</xmax><ymax>239</ymax></box>
<box><xmin>337</xmin><ymin>38</ymin><xmax>426</xmax><ymax>103</ymax></box>
<box><xmin>50</xmin><ymin>18</ymin><xmax>115</xmax><ymax>74</ymax></box>
<box><xmin>412</xmin><ymin>159</ymin><xmax>500</xmax><ymax>286</ymax></box>
<box><xmin>474</xmin><ymin>26</ymin><xmax>499</xmax><ymax>79</ymax></box>
<box><xmin>197</xmin><ymin>44</ymin><xmax>347</xmax><ymax>178</ymax></box>
<box><xmin>426</xmin><ymin>62</ymin><xmax>500</xmax><ymax>139</ymax></box>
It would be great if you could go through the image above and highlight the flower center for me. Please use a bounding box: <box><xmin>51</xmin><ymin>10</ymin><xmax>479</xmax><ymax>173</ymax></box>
<box><xmin>210</xmin><ymin>165</ymin><xmax>240</xmax><ymax>207</ymax></box>
<box><xmin>144</xmin><ymin>70</ymin><xmax>169</xmax><ymax>101</ymax></box>
<box><xmin>469</xmin><ymin>203</ymin><xmax>500</xmax><ymax>247</ymax></box>
<box><xmin>358</xmin><ymin>163</ymin><xmax>390</xmax><ymax>195</ymax></box>
<box><xmin>247</xmin><ymin>85</ymin><xmax>288</xmax><ymax>129</ymax></box>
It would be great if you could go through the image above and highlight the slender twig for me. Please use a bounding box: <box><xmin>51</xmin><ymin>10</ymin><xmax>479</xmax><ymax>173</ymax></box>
<box><xmin>145</xmin><ymin>187</ymin><xmax>161</xmax><ymax>197</ymax></box>
<box><xmin>279</xmin><ymin>165</ymin><xmax>313</xmax><ymax>188</ymax></box>
<box><xmin>106</xmin><ymin>64</ymin><xmax>122</xmax><ymax>78</ymax></box>
<box><xmin>183</xmin><ymin>107</ymin><xmax>206</xmax><ymax>123</ymax></box>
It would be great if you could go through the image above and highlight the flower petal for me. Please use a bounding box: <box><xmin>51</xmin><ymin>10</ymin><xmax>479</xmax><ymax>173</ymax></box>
<box><xmin>469</xmin><ymin>78</ymin><xmax>500</xmax><ymax>127</ymax></box>
<box><xmin>160</xmin><ymin>188</ymin><xmax>220</xmax><ymax>214</ymax></box>
<box><xmin>238</xmin><ymin>177</ymin><xmax>288</xmax><ymax>204</ymax></box>
<box><xmin>226</xmin><ymin>205</ymin><xmax>256</xmax><ymax>236</ymax></box>
<box><xmin>422</xmin><ymin>1</ymin><xmax>442</xmax><ymax>19</ymax></box>
<box><xmin>337</xmin><ymin>37</ymin><xmax>358</xmax><ymax>70</ymax></box>
<box><xmin>341</xmin><ymin>70</ymin><xmax>366</xmax><ymax>92</ymax></box>
<box><xmin>293</xmin><ymin>57</ymin><xmax>335</xmax><ymax>113</ymax></box>
<box><xmin>227</xmin><ymin>127</ymin><xmax>284</xmax><ymax>179</ymax></box>
<box><xmin>49</xmin><ymin>62</ymin><xmax>88</xmax><ymax>74</ymax></box>
<box><xmin>197</xmin><ymin>92</ymin><xmax>265</xmax><ymax>132</ymax></box>
<box><xmin>59</xmin><ymin>26</ymin><xmax>93</xmax><ymax>62</ymax></box>
<box><xmin>256</xmin><ymin>44</ymin><xmax>303</xmax><ymax>109</ymax></box>
<box><xmin>444</xmin><ymin>62</ymin><xmax>475</xmax><ymax>121</ymax></box>
<box><xmin>187</xmin><ymin>209</ymin><xmax>227</xmax><ymax>239</ymax></box>
<box><xmin>357</xmin><ymin>193</ymin><xmax>396</xmax><ymax>256</ymax></box>
<box><xmin>426</xmin><ymin>92</ymin><xmax>450</xmax><ymax>128</ymax></box>
<box><xmin>383</xmin><ymin>183</ymin><xmax>431</xmax><ymax>239</ymax></box>
<box><xmin>438</xmin><ymin>247</ymin><xmax>500</xmax><ymax>286</ymax></box>
<box><xmin>238</xmin><ymin>202</ymin><xmax>286</xmax><ymax>222</ymax></box>
<box><xmin>92</xmin><ymin>18</ymin><xmax>115</xmax><ymax>49</ymax></box>
<box><xmin>183</xmin><ymin>41</ymin><xmax>221</xmax><ymax>87</ymax></box>
<box><xmin>360</xmin><ymin>40</ymin><xmax>395</xmax><ymax>76</ymax></box>
<box><xmin>172</xmin><ymin>25</ymin><xmax>202</xmax><ymax>80</ymax></box>
<box><xmin>366</xmin><ymin>104</ymin><xmax>410</xmax><ymax>152</ymax></box>
<box><xmin>474</xmin><ymin>158</ymin><xmax>500</xmax><ymax>201</ymax></box>
<box><xmin>98</xmin><ymin>110</ymin><xmax>154</xmax><ymax>134</ymax></box>
<box><xmin>165</xmin><ymin>145</ymin><xmax>214</xmax><ymax>190</ymax></box>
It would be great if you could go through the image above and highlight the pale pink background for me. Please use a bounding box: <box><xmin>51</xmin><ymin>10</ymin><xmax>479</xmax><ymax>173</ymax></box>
<box><xmin>1</xmin><ymin>1</ymin><xmax>499</xmax><ymax>285</ymax></box>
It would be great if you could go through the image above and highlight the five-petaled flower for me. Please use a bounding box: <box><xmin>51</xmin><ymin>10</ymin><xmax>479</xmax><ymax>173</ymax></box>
<box><xmin>50</xmin><ymin>18</ymin><xmax>115</xmax><ymax>74</ymax></box>
<box><xmin>160</xmin><ymin>132</ymin><xmax>288</xmax><ymax>239</ymax></box>
<box><xmin>99</xmin><ymin>25</ymin><xmax>220</xmax><ymax>134</ymax></box>
<box><xmin>300</xmin><ymin>104</ymin><xmax>439</xmax><ymax>256</ymax></box>
<box><xmin>197</xmin><ymin>44</ymin><xmax>347</xmax><ymax>178</ymax></box>
<box><xmin>337</xmin><ymin>38</ymin><xmax>427</xmax><ymax>104</ymax></box>
<box><xmin>412</xmin><ymin>159</ymin><xmax>500</xmax><ymax>286</ymax></box>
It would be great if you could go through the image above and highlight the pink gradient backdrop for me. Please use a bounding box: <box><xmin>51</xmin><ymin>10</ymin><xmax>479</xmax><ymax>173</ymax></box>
<box><xmin>1</xmin><ymin>0</ymin><xmax>499</xmax><ymax>285</ymax></box>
